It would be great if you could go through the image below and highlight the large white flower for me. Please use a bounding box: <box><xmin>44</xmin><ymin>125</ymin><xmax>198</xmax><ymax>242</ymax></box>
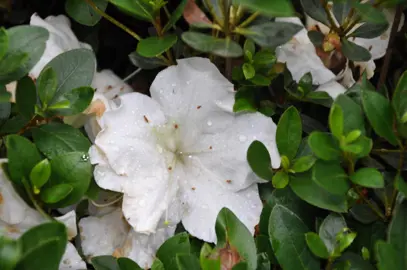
<box><xmin>89</xmin><ymin>58</ymin><xmax>280</xmax><ymax>246</ymax></box>
<box><xmin>0</xmin><ymin>159</ymin><xmax>86</xmax><ymax>270</ymax></box>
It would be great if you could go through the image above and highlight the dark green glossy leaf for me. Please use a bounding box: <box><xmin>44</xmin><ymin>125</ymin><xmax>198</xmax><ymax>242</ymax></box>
<box><xmin>336</xmin><ymin>252</ymin><xmax>375</xmax><ymax>270</ymax></box>
<box><xmin>163</xmin><ymin>0</ymin><xmax>187</xmax><ymax>32</ymax></box>
<box><xmin>300</xmin><ymin>0</ymin><xmax>330</xmax><ymax>26</ymax></box>
<box><xmin>334</xmin><ymin>94</ymin><xmax>365</xmax><ymax>135</ymax></box>
<box><xmin>109</xmin><ymin>0</ymin><xmax>153</xmax><ymax>21</ymax></box>
<box><xmin>243</xmin><ymin>22</ymin><xmax>302</xmax><ymax>48</ymax></box>
<box><xmin>312</xmin><ymin>160</ymin><xmax>350</xmax><ymax>195</ymax></box>
<box><xmin>156</xmin><ymin>233</ymin><xmax>190</xmax><ymax>270</ymax></box>
<box><xmin>0</xmin><ymin>237</ymin><xmax>21</xmax><ymax>270</ymax></box>
<box><xmin>276</xmin><ymin>106</ymin><xmax>302</xmax><ymax>160</ymax></box>
<box><xmin>361</xmin><ymin>89</ymin><xmax>398</xmax><ymax>145</ymax></box>
<box><xmin>36</xmin><ymin>67</ymin><xmax>57</xmax><ymax>106</ymax></box>
<box><xmin>137</xmin><ymin>35</ymin><xmax>178</xmax><ymax>58</ymax></box>
<box><xmin>392</xmin><ymin>70</ymin><xmax>407</xmax><ymax>124</ymax></box>
<box><xmin>376</xmin><ymin>241</ymin><xmax>398</xmax><ymax>270</ymax></box>
<box><xmin>65</xmin><ymin>0</ymin><xmax>108</xmax><ymax>26</ymax></box>
<box><xmin>32</xmin><ymin>122</ymin><xmax>91</xmax><ymax>159</ymax></box>
<box><xmin>182</xmin><ymin>32</ymin><xmax>243</xmax><ymax>57</ymax></box>
<box><xmin>232</xmin><ymin>0</ymin><xmax>294</xmax><ymax>17</ymax></box>
<box><xmin>352</xmin><ymin>2</ymin><xmax>387</xmax><ymax>24</ymax></box>
<box><xmin>308</xmin><ymin>132</ymin><xmax>341</xmax><ymax>161</ymax></box>
<box><xmin>269</xmin><ymin>205</ymin><xmax>319</xmax><ymax>269</ymax></box>
<box><xmin>247</xmin><ymin>140</ymin><xmax>273</xmax><ymax>181</ymax></box>
<box><xmin>333</xmin><ymin>0</ymin><xmax>352</xmax><ymax>25</ymax></box>
<box><xmin>234</xmin><ymin>88</ymin><xmax>256</xmax><ymax>112</ymax></box>
<box><xmin>0</xmin><ymin>27</ymin><xmax>8</xmax><ymax>60</ymax></box>
<box><xmin>350</xmin><ymin>168</ymin><xmax>384</xmax><ymax>188</ymax></box>
<box><xmin>5</xmin><ymin>135</ymin><xmax>41</xmax><ymax>183</ymax></box>
<box><xmin>151</xmin><ymin>259</ymin><xmax>165</xmax><ymax>270</ymax></box>
<box><xmin>15</xmin><ymin>76</ymin><xmax>36</xmax><ymax>119</ymax></box>
<box><xmin>319</xmin><ymin>213</ymin><xmax>347</xmax><ymax>253</ymax></box>
<box><xmin>92</xmin><ymin>255</ymin><xmax>120</xmax><ymax>270</ymax></box>
<box><xmin>117</xmin><ymin>257</ymin><xmax>142</xmax><ymax>270</ymax></box>
<box><xmin>176</xmin><ymin>254</ymin><xmax>200</xmax><ymax>270</ymax></box>
<box><xmin>349</xmin><ymin>22</ymin><xmax>389</xmax><ymax>38</ymax></box>
<box><xmin>341</xmin><ymin>38</ymin><xmax>371</xmax><ymax>62</ymax></box>
<box><xmin>308</xmin><ymin>30</ymin><xmax>324</xmax><ymax>47</ymax></box>
<box><xmin>128</xmin><ymin>51</ymin><xmax>166</xmax><ymax>69</ymax></box>
<box><xmin>305</xmin><ymin>232</ymin><xmax>330</xmax><ymax>259</ymax></box>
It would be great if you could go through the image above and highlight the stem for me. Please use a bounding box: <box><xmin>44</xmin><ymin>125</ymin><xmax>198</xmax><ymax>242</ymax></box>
<box><xmin>325</xmin><ymin>258</ymin><xmax>333</xmax><ymax>270</ymax></box>
<box><xmin>153</xmin><ymin>18</ymin><xmax>175</xmax><ymax>65</ymax></box>
<box><xmin>372</xmin><ymin>148</ymin><xmax>402</xmax><ymax>154</ymax></box>
<box><xmin>204</xmin><ymin>0</ymin><xmax>223</xmax><ymax>26</ymax></box>
<box><xmin>388</xmin><ymin>143</ymin><xmax>405</xmax><ymax>216</ymax></box>
<box><xmin>321</xmin><ymin>0</ymin><xmax>340</xmax><ymax>33</ymax></box>
<box><xmin>85</xmin><ymin>0</ymin><xmax>142</xmax><ymax>41</ymax></box>
<box><xmin>223</xmin><ymin>1</ymin><xmax>232</xmax><ymax>80</ymax></box>
<box><xmin>343</xmin><ymin>15</ymin><xmax>361</xmax><ymax>36</ymax></box>
<box><xmin>22</xmin><ymin>178</ymin><xmax>52</xmax><ymax>220</ymax></box>
<box><xmin>17</xmin><ymin>115</ymin><xmax>41</xmax><ymax>135</ymax></box>
<box><xmin>163</xmin><ymin>6</ymin><xmax>175</xmax><ymax>30</ymax></box>
<box><xmin>238</xmin><ymin>11</ymin><xmax>260</xmax><ymax>28</ymax></box>
<box><xmin>377</xmin><ymin>5</ymin><xmax>403</xmax><ymax>91</ymax></box>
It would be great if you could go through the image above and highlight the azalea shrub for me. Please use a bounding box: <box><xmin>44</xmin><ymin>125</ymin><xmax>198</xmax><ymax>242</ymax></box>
<box><xmin>1</xmin><ymin>0</ymin><xmax>407</xmax><ymax>269</ymax></box>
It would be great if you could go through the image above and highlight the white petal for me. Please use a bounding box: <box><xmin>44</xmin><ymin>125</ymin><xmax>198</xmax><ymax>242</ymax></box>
<box><xmin>122</xmin><ymin>226</ymin><xmax>176</xmax><ymax>269</ymax></box>
<box><xmin>277</xmin><ymin>42</ymin><xmax>336</xmax><ymax>85</ymax></box>
<box><xmin>180</xmin><ymin>160</ymin><xmax>262</xmax><ymax>243</ymax></box>
<box><xmin>92</xmin><ymin>70</ymin><xmax>133</xmax><ymax>100</ymax></box>
<box><xmin>59</xmin><ymin>243</ymin><xmax>87</xmax><ymax>270</ymax></box>
<box><xmin>0</xmin><ymin>163</ymin><xmax>27</xmax><ymax>224</ymax></box>
<box><xmin>55</xmin><ymin>211</ymin><xmax>77</xmax><ymax>240</ymax></box>
<box><xmin>5</xmin><ymin>82</ymin><xmax>16</xmax><ymax>103</ymax></box>
<box><xmin>79</xmin><ymin>208</ymin><xmax>129</xmax><ymax>259</ymax></box>
<box><xmin>315</xmin><ymin>80</ymin><xmax>347</xmax><ymax>99</ymax></box>
<box><xmin>29</xmin><ymin>14</ymin><xmax>88</xmax><ymax>78</ymax></box>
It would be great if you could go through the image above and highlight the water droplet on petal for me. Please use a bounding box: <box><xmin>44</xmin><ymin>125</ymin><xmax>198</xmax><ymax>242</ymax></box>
<box><xmin>207</xmin><ymin>121</ymin><xmax>213</xmax><ymax>126</ymax></box>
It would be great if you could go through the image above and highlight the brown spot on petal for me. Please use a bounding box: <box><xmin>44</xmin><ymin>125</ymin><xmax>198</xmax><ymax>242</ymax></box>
<box><xmin>7</xmin><ymin>225</ymin><xmax>20</xmax><ymax>234</ymax></box>
<box><xmin>197</xmin><ymin>105</ymin><xmax>202</xmax><ymax>109</ymax></box>
<box><xmin>0</xmin><ymin>192</ymin><xmax>3</xmax><ymax>204</ymax></box>
<box><xmin>144</xmin><ymin>115</ymin><xmax>149</xmax><ymax>123</ymax></box>
<box><xmin>120</xmin><ymin>86</ymin><xmax>125</xmax><ymax>91</ymax></box>
<box><xmin>191</xmin><ymin>187</ymin><xmax>196</xmax><ymax>190</ymax></box>
<box><xmin>112</xmin><ymin>248</ymin><xmax>124</xmax><ymax>258</ymax></box>
<box><xmin>174</xmin><ymin>124</ymin><xmax>179</xmax><ymax>129</ymax></box>
<box><xmin>209</xmin><ymin>146</ymin><xmax>213</xmax><ymax>150</ymax></box>
<box><xmin>107</xmin><ymin>85</ymin><xmax>113</xmax><ymax>90</ymax></box>
<box><xmin>168</xmin><ymin>166</ymin><xmax>172</xmax><ymax>171</ymax></box>
<box><xmin>368</xmin><ymin>45</ymin><xmax>373</xmax><ymax>51</ymax></box>
<box><xmin>226</xmin><ymin>180</ymin><xmax>232</xmax><ymax>184</ymax></box>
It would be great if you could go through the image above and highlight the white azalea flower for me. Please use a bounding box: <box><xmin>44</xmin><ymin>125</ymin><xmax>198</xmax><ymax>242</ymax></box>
<box><xmin>0</xmin><ymin>159</ymin><xmax>86</xmax><ymax>270</ymax></box>
<box><xmin>79</xmin><ymin>208</ymin><xmax>175</xmax><ymax>268</ymax></box>
<box><xmin>89</xmin><ymin>58</ymin><xmax>280</xmax><ymax>249</ymax></box>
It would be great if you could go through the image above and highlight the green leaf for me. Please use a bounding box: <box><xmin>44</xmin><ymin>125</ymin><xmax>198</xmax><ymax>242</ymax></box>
<box><xmin>242</xmin><ymin>63</ymin><xmax>256</xmax><ymax>79</ymax></box>
<box><xmin>0</xmin><ymin>27</ymin><xmax>8</xmax><ymax>60</ymax></box>
<box><xmin>329</xmin><ymin>104</ymin><xmax>344</xmax><ymax>139</ymax></box>
<box><xmin>65</xmin><ymin>0</ymin><xmax>108</xmax><ymax>26</ymax></box>
<box><xmin>341</xmin><ymin>38</ymin><xmax>372</xmax><ymax>62</ymax></box>
<box><xmin>291</xmin><ymin>155</ymin><xmax>316</xmax><ymax>173</ymax></box>
<box><xmin>272</xmin><ymin>171</ymin><xmax>289</xmax><ymax>189</ymax></box>
<box><xmin>32</xmin><ymin>122</ymin><xmax>91</xmax><ymax>159</ymax></box>
<box><xmin>234</xmin><ymin>88</ymin><xmax>256</xmax><ymax>113</ymax></box>
<box><xmin>0</xmin><ymin>85</ymin><xmax>11</xmax><ymax>103</ymax></box>
<box><xmin>0</xmin><ymin>237</ymin><xmax>21</xmax><ymax>270</ymax></box>
<box><xmin>305</xmin><ymin>232</ymin><xmax>330</xmax><ymax>259</ymax></box>
<box><xmin>247</xmin><ymin>140</ymin><xmax>273</xmax><ymax>181</ymax></box>
<box><xmin>376</xmin><ymin>241</ymin><xmax>398</xmax><ymax>270</ymax></box>
<box><xmin>44</xmin><ymin>49</ymin><xmax>96</xmax><ymax>104</ymax></box>
<box><xmin>232</xmin><ymin>0</ymin><xmax>294</xmax><ymax>17</ymax></box>
<box><xmin>128</xmin><ymin>51</ymin><xmax>166</xmax><ymax>70</ymax></box>
<box><xmin>109</xmin><ymin>0</ymin><xmax>153</xmax><ymax>21</ymax></box>
<box><xmin>349</xmin><ymin>22</ymin><xmax>389</xmax><ymax>39</ymax></box>
<box><xmin>392</xmin><ymin>70</ymin><xmax>407</xmax><ymax>124</ymax></box>
<box><xmin>216</xmin><ymin>208</ymin><xmax>257</xmax><ymax>270</ymax></box>
<box><xmin>312</xmin><ymin>160</ymin><xmax>350</xmax><ymax>195</ymax></box>
<box><xmin>242</xmin><ymin>22</ymin><xmax>302</xmax><ymax>49</ymax></box>
<box><xmin>290</xmin><ymin>171</ymin><xmax>348</xmax><ymax>213</ymax></box>
<box><xmin>350</xmin><ymin>168</ymin><xmax>384</xmax><ymax>188</ymax></box>
<box><xmin>250</xmin><ymin>74</ymin><xmax>271</xmax><ymax>86</ymax></box>
<box><xmin>163</xmin><ymin>0</ymin><xmax>187</xmax><ymax>32</ymax></box>
<box><xmin>29</xmin><ymin>159</ymin><xmax>51</xmax><ymax>190</ymax></box>
<box><xmin>307</xmin><ymin>30</ymin><xmax>325</xmax><ymax>47</ymax></box>
<box><xmin>336</xmin><ymin>230</ymin><xmax>357</xmax><ymax>253</ymax></box>
<box><xmin>252</xmin><ymin>50</ymin><xmax>276</xmax><ymax>68</ymax></box>
<box><xmin>336</xmin><ymin>252</ymin><xmax>375</xmax><ymax>270</ymax></box>
<box><xmin>40</xmin><ymin>183</ymin><xmax>73</xmax><ymax>204</ymax></box>
<box><xmin>15</xmin><ymin>76</ymin><xmax>36</xmax><ymax>119</ymax></box>
<box><xmin>362</xmin><ymin>247</ymin><xmax>370</xmax><ymax>260</ymax></box>
<box><xmin>300</xmin><ymin>0</ymin><xmax>330</xmax><ymax>26</ymax></box>
<box><xmin>344</xmin><ymin>130</ymin><xmax>362</xmax><ymax>144</ymax></box>
<box><xmin>352</xmin><ymin>2</ymin><xmax>387</xmax><ymax>24</ymax></box>
<box><xmin>244</xmin><ymin>39</ymin><xmax>256</xmax><ymax>56</ymax></box>
<box><xmin>0</xmin><ymin>52</ymin><xmax>29</xmax><ymax>79</ymax></box>
<box><xmin>137</xmin><ymin>35</ymin><xmax>178</xmax><ymax>58</ymax></box>
<box><xmin>366</xmin><ymin>121</ymin><xmax>396</xmax><ymax>165</ymax></box>
<box><xmin>5</xmin><ymin>135</ymin><xmax>41</xmax><ymax>183</ymax></box>
<box><xmin>333</xmin><ymin>0</ymin><xmax>352</xmax><ymax>25</ymax></box>
<box><xmin>36</xmin><ymin>67</ymin><xmax>57</xmax><ymax>107</ymax></box>
<box><xmin>386</xmin><ymin>201</ymin><xmax>407</xmax><ymax>267</ymax></box>
<box><xmin>308</xmin><ymin>132</ymin><xmax>341</xmax><ymax>161</ymax></box>
<box><xmin>352</xmin><ymin>136</ymin><xmax>373</xmax><ymax>159</ymax></box>
<box><xmin>156</xmin><ymin>233</ymin><xmax>190</xmax><ymax>270</ymax></box>
<box><xmin>0</xmin><ymin>26</ymin><xmax>48</xmax><ymax>84</ymax></box>
<box><xmin>117</xmin><ymin>257</ymin><xmax>143</xmax><ymax>270</ymax></box>
<box><xmin>395</xmin><ymin>174</ymin><xmax>407</xmax><ymax>198</ymax></box>
<box><xmin>17</xmin><ymin>222</ymin><xmax>67</xmax><ymax>270</ymax></box>
<box><xmin>45</xmin><ymin>152</ymin><xmax>92</xmax><ymax>207</ymax></box>
<box><xmin>276</xmin><ymin>106</ymin><xmax>302</xmax><ymax>161</ymax></box>
<box><xmin>319</xmin><ymin>213</ymin><xmax>347</xmax><ymax>253</ymax></box>
<box><xmin>151</xmin><ymin>259</ymin><xmax>165</xmax><ymax>270</ymax></box>
<box><xmin>200</xmin><ymin>243</ymin><xmax>221</xmax><ymax>270</ymax></box>
<box><xmin>176</xmin><ymin>254</ymin><xmax>200</xmax><ymax>270</ymax></box>
<box><xmin>92</xmin><ymin>256</ymin><xmax>120</xmax><ymax>270</ymax></box>
<box><xmin>269</xmin><ymin>205</ymin><xmax>319</xmax><ymax>270</ymax></box>
<box><xmin>256</xmin><ymin>253</ymin><xmax>271</xmax><ymax>270</ymax></box>
<box><xmin>182</xmin><ymin>32</ymin><xmax>243</xmax><ymax>58</ymax></box>
<box><xmin>48</xmin><ymin>86</ymin><xmax>94</xmax><ymax>116</ymax></box>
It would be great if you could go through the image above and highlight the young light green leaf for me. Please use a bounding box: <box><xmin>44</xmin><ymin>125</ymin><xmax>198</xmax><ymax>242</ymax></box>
<box><xmin>269</xmin><ymin>205</ymin><xmax>320</xmax><ymax>269</ymax></box>
<box><xmin>5</xmin><ymin>135</ymin><xmax>41</xmax><ymax>183</ymax></box>
<box><xmin>329</xmin><ymin>104</ymin><xmax>344</xmax><ymax>139</ymax></box>
<box><xmin>350</xmin><ymin>168</ymin><xmax>384</xmax><ymax>188</ymax></box>
<box><xmin>247</xmin><ymin>140</ymin><xmax>273</xmax><ymax>181</ymax></box>
<box><xmin>151</xmin><ymin>259</ymin><xmax>165</xmax><ymax>270</ymax></box>
<box><xmin>300</xmin><ymin>0</ymin><xmax>330</xmax><ymax>26</ymax></box>
<box><xmin>182</xmin><ymin>32</ymin><xmax>243</xmax><ymax>57</ymax></box>
<box><xmin>65</xmin><ymin>0</ymin><xmax>108</xmax><ymax>26</ymax></box>
<box><xmin>29</xmin><ymin>159</ymin><xmax>51</xmax><ymax>190</ymax></box>
<box><xmin>244</xmin><ymin>39</ymin><xmax>256</xmax><ymax>56</ymax></box>
<box><xmin>336</xmin><ymin>229</ymin><xmax>357</xmax><ymax>253</ymax></box>
<box><xmin>272</xmin><ymin>171</ymin><xmax>289</xmax><ymax>189</ymax></box>
<box><xmin>312</xmin><ymin>160</ymin><xmax>350</xmax><ymax>195</ymax></box>
<box><xmin>0</xmin><ymin>237</ymin><xmax>21</xmax><ymax>270</ymax></box>
<box><xmin>16</xmin><ymin>76</ymin><xmax>36</xmax><ymax>120</ymax></box>
<box><xmin>305</xmin><ymin>232</ymin><xmax>330</xmax><ymax>259</ymax></box>
<box><xmin>40</xmin><ymin>183</ymin><xmax>73</xmax><ymax>204</ymax></box>
<box><xmin>137</xmin><ymin>35</ymin><xmax>178</xmax><ymax>58</ymax></box>
<box><xmin>216</xmin><ymin>208</ymin><xmax>257</xmax><ymax>270</ymax></box>
<box><xmin>291</xmin><ymin>155</ymin><xmax>316</xmax><ymax>173</ymax></box>
<box><xmin>362</xmin><ymin>247</ymin><xmax>370</xmax><ymax>260</ymax></box>
<box><xmin>345</xmin><ymin>130</ymin><xmax>362</xmax><ymax>144</ymax></box>
<box><xmin>36</xmin><ymin>67</ymin><xmax>57</xmax><ymax>107</ymax></box>
<box><xmin>276</xmin><ymin>106</ymin><xmax>302</xmax><ymax>160</ymax></box>
<box><xmin>242</xmin><ymin>22</ymin><xmax>302</xmax><ymax>49</ymax></box>
<box><xmin>242</xmin><ymin>63</ymin><xmax>256</xmax><ymax>79</ymax></box>
<box><xmin>232</xmin><ymin>0</ymin><xmax>294</xmax><ymax>17</ymax></box>
<box><xmin>200</xmin><ymin>243</ymin><xmax>221</xmax><ymax>270</ymax></box>
<box><xmin>308</xmin><ymin>132</ymin><xmax>341</xmax><ymax>161</ymax></box>
<box><xmin>341</xmin><ymin>38</ymin><xmax>372</xmax><ymax>62</ymax></box>
<box><xmin>32</xmin><ymin>122</ymin><xmax>91</xmax><ymax>159</ymax></box>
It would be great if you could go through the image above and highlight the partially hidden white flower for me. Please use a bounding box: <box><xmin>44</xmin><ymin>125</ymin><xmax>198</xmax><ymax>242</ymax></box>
<box><xmin>0</xmin><ymin>159</ymin><xmax>86</xmax><ymax>270</ymax></box>
<box><xmin>276</xmin><ymin>9</ymin><xmax>403</xmax><ymax>99</ymax></box>
<box><xmin>86</xmin><ymin>57</ymin><xmax>281</xmax><ymax>266</ymax></box>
